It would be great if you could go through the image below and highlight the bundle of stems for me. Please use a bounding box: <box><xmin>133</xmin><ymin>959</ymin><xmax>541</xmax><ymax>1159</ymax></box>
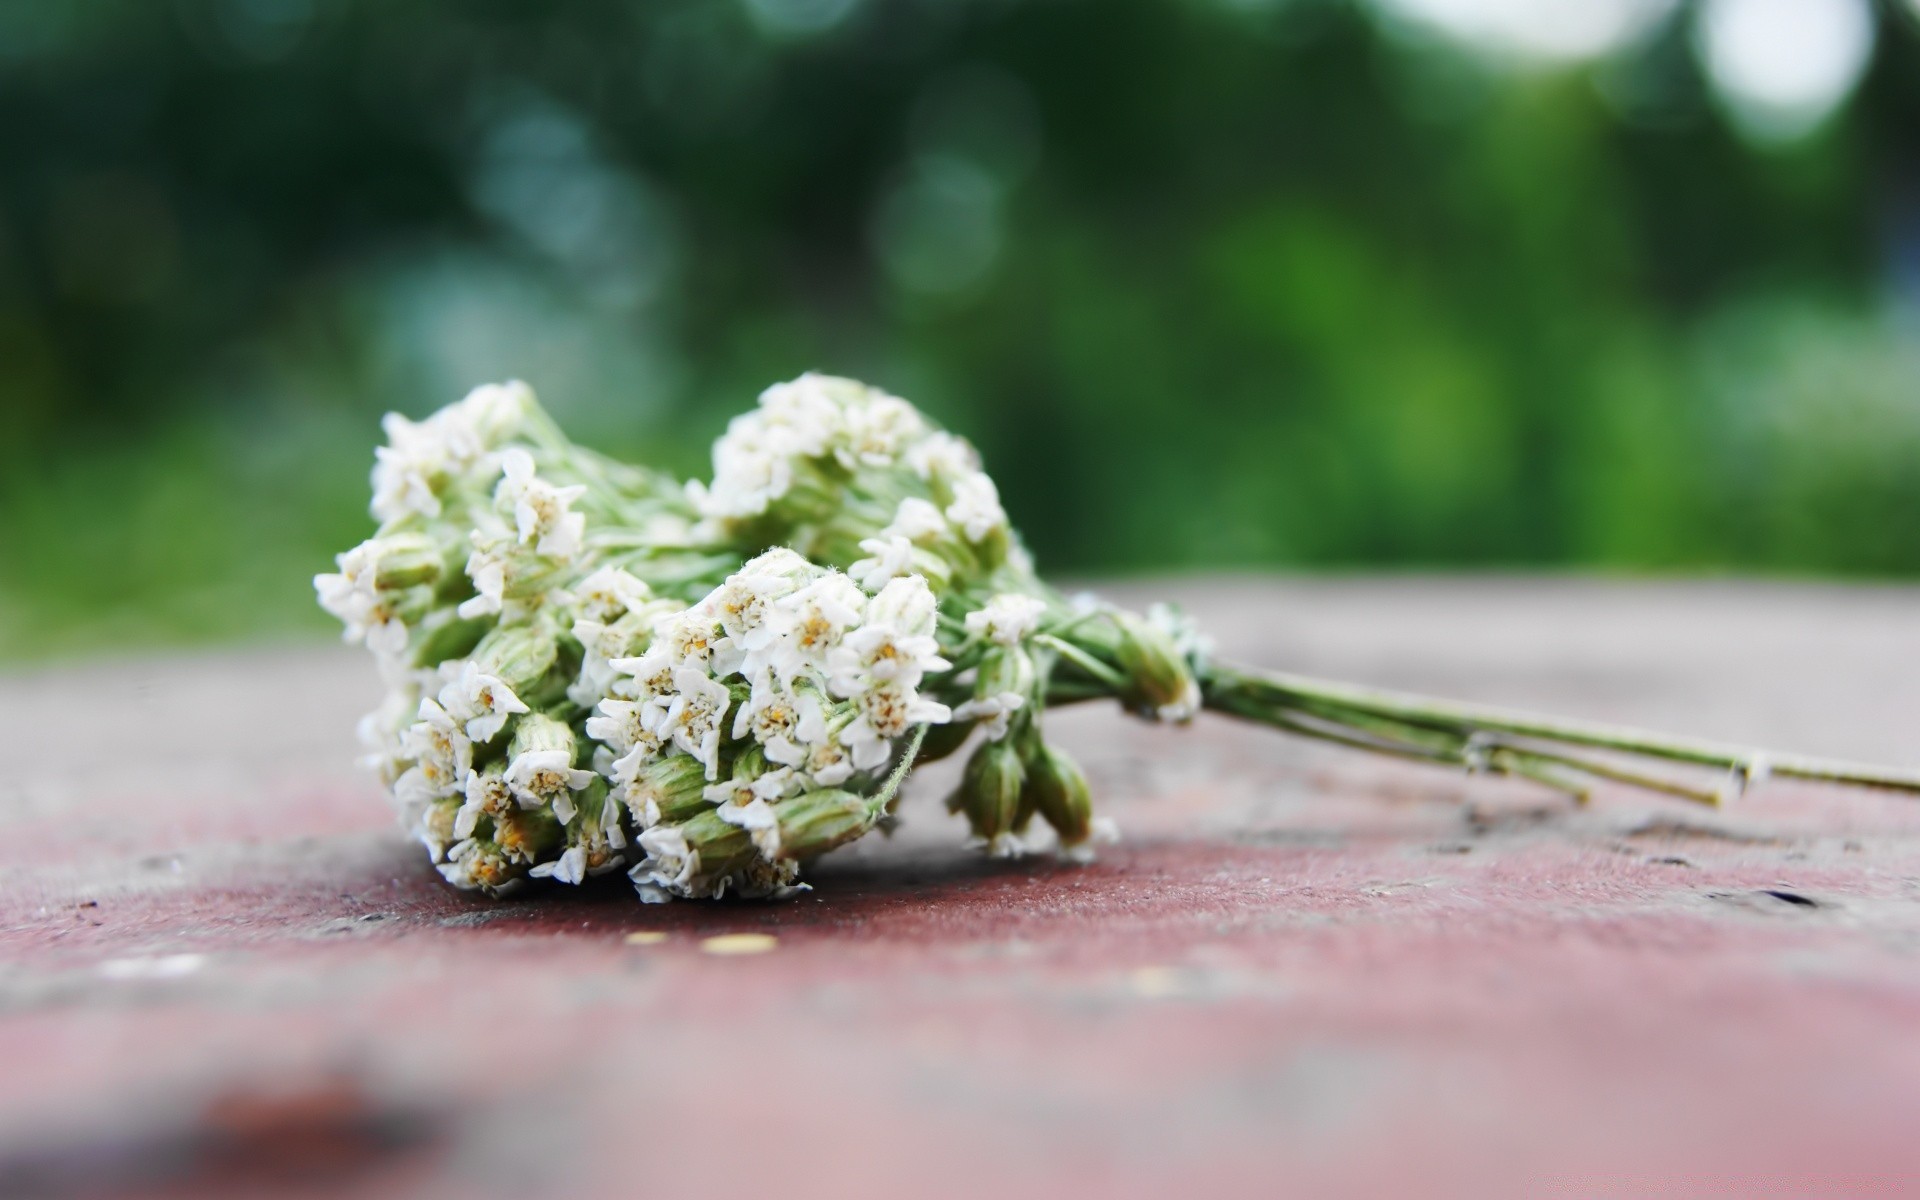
<box><xmin>1113</xmin><ymin>658</ymin><xmax>1920</xmax><ymax>808</ymax></box>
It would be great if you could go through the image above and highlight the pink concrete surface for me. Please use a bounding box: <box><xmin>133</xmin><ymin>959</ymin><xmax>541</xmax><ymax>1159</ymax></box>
<box><xmin>6</xmin><ymin>578</ymin><xmax>1920</xmax><ymax>1198</ymax></box>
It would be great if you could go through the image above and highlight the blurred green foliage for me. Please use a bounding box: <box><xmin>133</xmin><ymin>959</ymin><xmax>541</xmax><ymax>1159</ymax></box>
<box><xmin>4</xmin><ymin>0</ymin><xmax>1920</xmax><ymax>660</ymax></box>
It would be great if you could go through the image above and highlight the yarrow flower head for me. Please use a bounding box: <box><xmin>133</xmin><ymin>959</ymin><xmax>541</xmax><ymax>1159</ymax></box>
<box><xmin>322</xmin><ymin>374</ymin><xmax>1214</xmax><ymax>903</ymax></box>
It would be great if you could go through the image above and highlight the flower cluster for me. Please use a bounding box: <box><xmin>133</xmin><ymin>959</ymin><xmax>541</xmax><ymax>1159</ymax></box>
<box><xmin>690</xmin><ymin>373</ymin><xmax>1017</xmax><ymax>594</ymax></box>
<box><xmin>322</xmin><ymin>375</ymin><xmax>1207</xmax><ymax>903</ymax></box>
<box><xmin>594</xmin><ymin>550</ymin><xmax>955</xmax><ymax>899</ymax></box>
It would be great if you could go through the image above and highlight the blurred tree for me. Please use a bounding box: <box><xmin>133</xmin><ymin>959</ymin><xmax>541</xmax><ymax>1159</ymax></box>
<box><xmin>1</xmin><ymin>0</ymin><xmax>1918</xmax><ymax>658</ymax></box>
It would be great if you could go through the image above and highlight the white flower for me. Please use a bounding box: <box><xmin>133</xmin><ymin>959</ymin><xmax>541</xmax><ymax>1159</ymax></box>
<box><xmin>437</xmin><ymin>661</ymin><xmax>529</xmax><ymax>743</ymax></box>
<box><xmin>704</xmin><ymin>569</ymin><xmax>796</xmax><ymax>662</ymax></box>
<box><xmin>848</xmin><ymin>535</ymin><xmax>915</xmax><ymax>592</ymax></box>
<box><xmin>635</xmin><ymin>825</ymin><xmax>703</xmax><ymax>895</ymax></box>
<box><xmin>571</xmin><ymin>615</ymin><xmax>651</xmax><ymax>695</ymax></box>
<box><xmin>586</xmin><ymin>698</ymin><xmax>664</xmax><ymax>757</ymax></box>
<box><xmin>530</xmin><ymin>846</ymin><xmax>589</xmax><ymax>885</ymax></box>
<box><xmin>701</xmin><ymin>420</ymin><xmax>797</xmax><ymax>519</ymax></box>
<box><xmin>790</xmin><ymin>694</ymin><xmax>855</xmax><ymax>786</ymax></box>
<box><xmin>457</xmin><ymin>546</ymin><xmax>508</xmax><ymax>619</ymax></box>
<box><xmin>905</xmin><ymin>430</ymin><xmax>979</xmax><ymax>480</ymax></box>
<box><xmin>606</xmin><ymin>744</ymin><xmax>653</xmax><ymax>797</ymax></box>
<box><xmin>966</xmin><ymin>594</ymin><xmax>1046</xmax><ymax>646</ymax></box>
<box><xmin>865</xmin><ymin>575</ymin><xmax>938</xmax><ymax>637</ymax></box>
<box><xmin>740</xmin><ymin>546</ymin><xmax>815</xmax><ymax>579</ymax></box>
<box><xmin>945</xmin><ymin>471</ymin><xmax>1007</xmax><ymax>542</ymax></box>
<box><xmin>716</xmin><ymin>797</ymin><xmax>781</xmax><ymax>858</ymax></box>
<box><xmin>608</xmin><ymin>647</ymin><xmax>677</xmax><ymax>702</ymax></box>
<box><xmin>495</xmin><ymin>448</ymin><xmax>587</xmax><ymax>559</ymax></box>
<box><xmin>597</xmin><ymin>791</ymin><xmax>629</xmax><ymax>843</ymax></box>
<box><xmin>654</xmin><ymin>611</ymin><xmax>723</xmax><ymax>671</ymax></box>
<box><xmin>756</xmin><ymin>373</ymin><xmax>844</xmax><ymax>459</ymax></box>
<box><xmin>836</xmin><ymin>390</ymin><xmax>926</xmax><ymax>468</ymax></box>
<box><xmin>953</xmin><ymin>691</ymin><xmax>1025</xmax><ymax>740</ymax></box>
<box><xmin>791</xmin><ymin>691</ymin><xmax>860</xmax><ymax>787</ymax></box>
<box><xmin>436</xmin><ymin>846</ymin><xmax>483</xmax><ymax>890</ymax></box>
<box><xmin>454</xmin><ymin>767</ymin><xmax>515</xmax><ymax>839</ymax></box>
<box><xmin>828</xmin><ymin>616</ymin><xmax>949</xmax><ymax>696</ymax></box>
<box><xmin>367</xmin><ymin>382</ymin><xmax>530</xmax><ymax>523</ymax></box>
<box><xmin>326</xmin><ymin>588</ymin><xmax>409</xmax><ymax>658</ymax></box>
<box><xmin>447</xmin><ymin>380</ymin><xmax>533</xmax><ymax>444</ymax></box>
<box><xmin>883</xmin><ymin>497</ymin><xmax>949</xmax><ymax>542</ymax></box>
<box><xmin>662</xmin><ymin>667</ymin><xmax>732</xmax><ymax>779</ymax></box>
<box><xmin>400</xmin><ymin>699</ymin><xmax>472</xmax><ymax>798</ymax></box>
<box><xmin>749</xmin><ymin>767</ymin><xmax>800</xmax><ymax>802</ymax></box>
<box><xmin>314</xmin><ymin>544</ymin><xmax>410</xmax><ymax>656</ymax></box>
<box><xmin>505</xmin><ymin>750</ymin><xmax>594</xmax><ymax>821</ymax></box>
<box><xmin>702</xmin><ymin>766</ymin><xmax>794</xmax><ymax>809</ymax></box>
<box><xmin>802</xmin><ymin>738</ymin><xmax>857</xmax><ymax>787</ymax></box>
<box><xmin>731</xmin><ymin>676</ymin><xmax>809</xmax><ymax>766</ymax></box>
<box><xmin>355</xmin><ymin>692</ymin><xmax>415</xmax><ymax>783</ymax></box>
<box><xmin>766</xmin><ymin>574</ymin><xmax>865</xmax><ymax>683</ymax></box>
<box><xmin>369</xmin><ymin>415</ymin><xmax>449</xmax><ymax>523</ymax></box>
<box><xmin>571</xmin><ymin>567</ymin><xmax>652</xmax><ymax>623</ymax></box>
<box><xmin>316</xmin><ymin>538</ymin><xmax>381</xmax><ymax>599</ymax></box>
<box><xmin>840</xmin><ymin>682</ymin><xmax>952</xmax><ymax>770</ymax></box>
<box><xmin>707</xmin><ymin>768</ymin><xmax>797</xmax><ymax>859</ymax></box>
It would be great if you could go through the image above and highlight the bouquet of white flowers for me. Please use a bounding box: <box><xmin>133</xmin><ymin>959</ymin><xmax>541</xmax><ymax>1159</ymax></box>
<box><xmin>319</xmin><ymin>375</ymin><xmax>1920</xmax><ymax>902</ymax></box>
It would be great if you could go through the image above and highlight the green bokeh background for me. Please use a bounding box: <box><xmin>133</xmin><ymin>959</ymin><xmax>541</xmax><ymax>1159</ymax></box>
<box><xmin>5</xmin><ymin>0</ymin><xmax>1920</xmax><ymax>661</ymax></box>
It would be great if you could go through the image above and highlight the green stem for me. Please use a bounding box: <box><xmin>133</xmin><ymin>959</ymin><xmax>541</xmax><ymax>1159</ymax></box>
<box><xmin>1204</xmin><ymin>661</ymin><xmax>1920</xmax><ymax>796</ymax></box>
<box><xmin>1035</xmin><ymin>634</ymin><xmax>1130</xmax><ymax>691</ymax></box>
<box><xmin>871</xmin><ymin>724</ymin><xmax>931</xmax><ymax>816</ymax></box>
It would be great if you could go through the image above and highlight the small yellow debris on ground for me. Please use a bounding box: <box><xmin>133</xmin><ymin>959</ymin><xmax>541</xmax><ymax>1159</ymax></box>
<box><xmin>623</xmin><ymin>931</ymin><xmax>668</xmax><ymax>945</ymax></box>
<box><xmin>1128</xmin><ymin>966</ymin><xmax>1185</xmax><ymax>998</ymax></box>
<box><xmin>700</xmin><ymin>932</ymin><xmax>778</xmax><ymax>956</ymax></box>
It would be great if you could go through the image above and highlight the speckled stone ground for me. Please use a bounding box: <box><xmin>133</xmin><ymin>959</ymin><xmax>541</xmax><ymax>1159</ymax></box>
<box><xmin>5</xmin><ymin>578</ymin><xmax>1920</xmax><ymax>1198</ymax></box>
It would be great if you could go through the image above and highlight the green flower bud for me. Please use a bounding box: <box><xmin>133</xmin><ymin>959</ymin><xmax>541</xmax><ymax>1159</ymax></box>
<box><xmin>455</xmin><ymin>841</ymin><xmax>522</xmax><ymax>893</ymax></box>
<box><xmin>474</xmin><ymin>624</ymin><xmax>562</xmax><ymax>698</ymax></box>
<box><xmin>915</xmin><ymin>718</ymin><xmax>976</xmax><ymax>764</ymax></box>
<box><xmin>1022</xmin><ymin>743</ymin><xmax>1094</xmax><ymax>847</ymax></box>
<box><xmin>771</xmin><ymin>789</ymin><xmax>874</xmax><ymax>860</ymax></box>
<box><xmin>970</xmin><ymin>524</ymin><xmax>1011</xmax><ymax>573</ymax></box>
<box><xmin>492</xmin><ymin>804</ymin><xmax>564</xmax><ymax>865</ymax></box>
<box><xmin>674</xmin><ymin>809</ymin><xmax>759</xmax><ymax>884</ymax></box>
<box><xmin>977</xmin><ymin>645</ymin><xmax>1037</xmax><ymax>701</ymax></box>
<box><xmin>1113</xmin><ymin>611</ymin><xmax>1201</xmax><ymax>721</ymax></box>
<box><xmin>731</xmin><ymin>744</ymin><xmax>768</xmax><ymax>781</ymax></box>
<box><xmin>368</xmin><ymin>532</ymin><xmax>447</xmax><ymax>590</ymax></box>
<box><xmin>509</xmin><ymin>711</ymin><xmax>577</xmax><ymax>762</ymax></box>
<box><xmin>583</xmin><ymin>608</ymin><xmax>656</xmax><ymax>661</ymax></box>
<box><xmin>952</xmin><ymin>740</ymin><xmax>1025</xmax><ymax>843</ymax></box>
<box><xmin>626</xmin><ymin>754</ymin><xmax>711</xmax><ymax>826</ymax></box>
<box><xmin>409</xmin><ymin>610</ymin><xmax>491</xmax><ymax>669</ymax></box>
<box><xmin>422</xmin><ymin>797</ymin><xmax>461</xmax><ymax>848</ymax></box>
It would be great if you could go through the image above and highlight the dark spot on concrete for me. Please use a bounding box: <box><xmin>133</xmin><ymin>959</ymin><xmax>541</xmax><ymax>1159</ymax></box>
<box><xmin>1462</xmin><ymin>805</ymin><xmax>1562</xmax><ymax>837</ymax></box>
<box><xmin>434</xmin><ymin>910</ymin><xmax>509</xmax><ymax>928</ymax></box>
<box><xmin>1628</xmin><ymin>819</ymin><xmax>1782</xmax><ymax>847</ymax></box>
<box><xmin>1650</xmin><ymin>856</ymin><xmax>1693</xmax><ymax>867</ymax></box>
<box><xmin>1704</xmin><ymin>889</ymin><xmax>1826</xmax><ymax>913</ymax></box>
<box><xmin>0</xmin><ymin>1075</ymin><xmax>445</xmax><ymax>1197</ymax></box>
